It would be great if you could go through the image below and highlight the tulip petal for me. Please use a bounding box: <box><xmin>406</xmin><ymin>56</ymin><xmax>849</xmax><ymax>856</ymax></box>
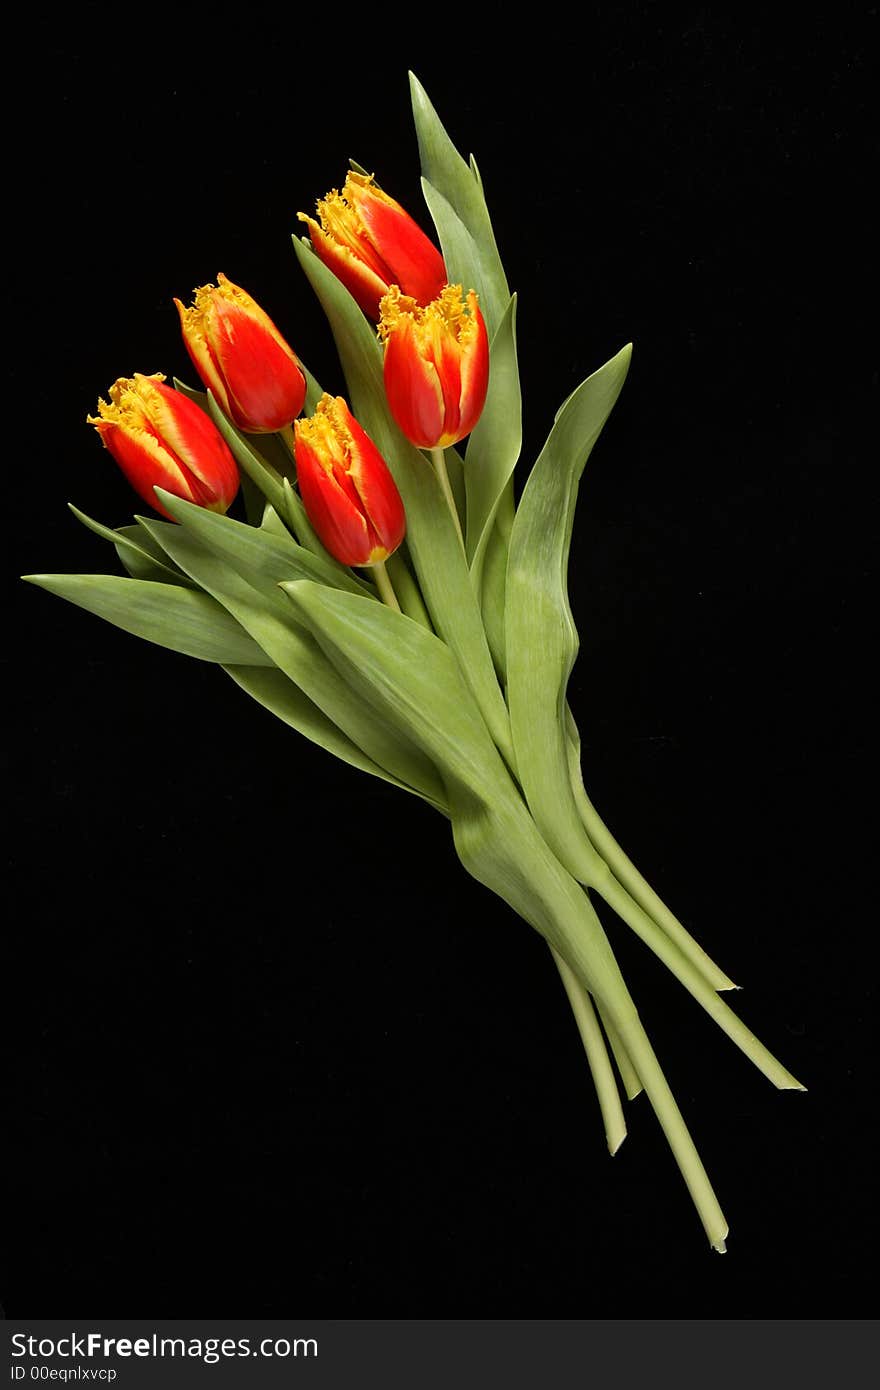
<box><xmin>130</xmin><ymin>377</ymin><xmax>240</xmax><ymax>506</ymax></box>
<box><xmin>174</xmin><ymin>298</ymin><xmax>233</xmax><ymax>419</ymax></box>
<box><xmin>428</xmin><ymin>315</ymin><xmax>462</xmax><ymax>447</ymax></box>
<box><xmin>346</xmin><ymin>180</ymin><xmax>447</xmax><ymax>307</ymax></box>
<box><xmin>341</xmin><ymin>406</ymin><xmax>407</xmax><ymax>555</ymax></box>
<box><xmin>383</xmin><ymin>318</ymin><xmax>446</xmax><ymax>449</ymax></box>
<box><xmin>295</xmin><ymin>435</ymin><xmax>375</xmax><ymax>568</ymax></box>
<box><xmin>215</xmin><ymin>274</ymin><xmax>302</xmax><ymax>362</ymax></box>
<box><xmin>204</xmin><ymin>297</ymin><xmax>306</xmax><ymax>432</ymax></box>
<box><xmin>308</xmin><ymin>194</ymin><xmax>393</xmax><ymax>282</ymax></box>
<box><xmin>93</xmin><ymin>420</ymin><xmax>200</xmax><ymax>518</ymax></box>
<box><xmin>302</xmin><ymin>224</ymin><xmax>391</xmax><ymax>320</ymax></box>
<box><xmin>456</xmin><ymin>293</ymin><xmax>490</xmax><ymax>440</ymax></box>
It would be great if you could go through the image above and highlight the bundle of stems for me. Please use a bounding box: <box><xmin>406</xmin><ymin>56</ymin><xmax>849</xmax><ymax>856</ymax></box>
<box><xmin>25</xmin><ymin>74</ymin><xmax>803</xmax><ymax>1250</ymax></box>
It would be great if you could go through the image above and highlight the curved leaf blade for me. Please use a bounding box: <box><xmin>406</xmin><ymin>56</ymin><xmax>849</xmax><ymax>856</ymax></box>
<box><xmin>140</xmin><ymin>518</ymin><xmax>446</xmax><ymax>809</ymax></box>
<box><xmin>280</xmin><ymin>580</ymin><xmax>503</xmax><ymax>805</ymax></box>
<box><xmin>23</xmin><ymin>573</ymin><xmax>272</xmax><ymax>666</ymax></box>
<box><xmin>223</xmin><ymin>664</ymin><xmax>448</xmax><ymax>814</ymax></box>
<box><xmin>506</xmin><ymin>344</ymin><xmax>632</xmax><ymax>875</ymax></box>
<box><xmin>154</xmin><ymin>489</ymin><xmax>373</xmax><ymax>599</ymax></box>
<box><xmin>463</xmin><ymin>294</ymin><xmax>521</xmax><ymax>579</ymax></box>
<box><xmin>409</xmin><ymin>72</ymin><xmax>509</xmax><ymax>340</ymax></box>
<box><xmin>420</xmin><ymin>177</ymin><xmax>484</xmax><ymax>308</ymax></box>
<box><xmin>68</xmin><ymin>505</ymin><xmax>197</xmax><ymax>588</ymax></box>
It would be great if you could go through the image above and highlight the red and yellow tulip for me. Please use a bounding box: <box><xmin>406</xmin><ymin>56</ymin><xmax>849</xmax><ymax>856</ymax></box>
<box><xmin>299</xmin><ymin>172</ymin><xmax>447</xmax><ymax>321</ymax></box>
<box><xmin>378</xmin><ymin>284</ymin><xmax>489</xmax><ymax>449</ymax></box>
<box><xmin>88</xmin><ymin>373</ymin><xmax>239</xmax><ymax>518</ymax></box>
<box><xmin>174</xmin><ymin>273</ymin><xmax>306</xmax><ymax>433</ymax></box>
<box><xmin>294</xmin><ymin>395</ymin><xmax>406</xmax><ymax>568</ymax></box>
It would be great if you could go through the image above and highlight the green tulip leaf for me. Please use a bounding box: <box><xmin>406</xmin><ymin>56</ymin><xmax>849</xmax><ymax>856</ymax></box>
<box><xmin>278</xmin><ymin>580</ymin><xmax>637</xmax><ymax>1022</ymax></box>
<box><xmin>409</xmin><ymin>72</ymin><xmax>510</xmax><ymax>341</ymax></box>
<box><xmin>67</xmin><ymin>505</ymin><xmax>197</xmax><ymax>588</ymax></box>
<box><xmin>478</xmin><ymin>494</ymin><xmax>515</xmax><ymax>681</ymax></box>
<box><xmin>205</xmin><ymin>394</ymin><xmax>288</xmax><ymax>512</ymax></box>
<box><xmin>23</xmin><ymin>573</ymin><xmax>272</xmax><ymax>666</ymax></box>
<box><xmin>279</xmin><ymin>580</ymin><xmax>503</xmax><ymax>806</ymax></box>
<box><xmin>506</xmin><ymin>344</ymin><xmax>632</xmax><ymax>877</ymax></box>
<box><xmin>260</xmin><ymin>502</ymin><xmax>294</xmax><ymax>541</ymax></box>
<box><xmin>153</xmin><ymin>490</ymin><xmax>374</xmax><ymax>599</ymax></box>
<box><xmin>223</xmin><ymin>664</ymin><xmax>448</xmax><ymax>814</ymax></box>
<box><xmin>463</xmin><ymin>294</ymin><xmax>521</xmax><ymax>580</ymax></box>
<box><xmin>420</xmin><ymin>177</ymin><xmax>484</xmax><ymax>310</ymax></box>
<box><xmin>140</xmin><ymin>517</ymin><xmax>446</xmax><ymax>809</ymax></box>
<box><xmin>301</xmin><ymin>360</ymin><xmax>325</xmax><ymax>416</ymax></box>
<box><xmin>280</xmin><ymin>476</ymin><xmax>327</xmax><ymax>559</ymax></box>
<box><xmin>171</xmin><ymin>376</ymin><xmax>209</xmax><ymax>408</ymax></box>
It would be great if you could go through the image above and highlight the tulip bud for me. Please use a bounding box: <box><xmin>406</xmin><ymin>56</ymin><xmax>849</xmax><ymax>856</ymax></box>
<box><xmin>298</xmin><ymin>172</ymin><xmax>447</xmax><ymax>320</ymax></box>
<box><xmin>88</xmin><ymin>373</ymin><xmax>240</xmax><ymax>519</ymax></box>
<box><xmin>378</xmin><ymin>284</ymin><xmax>489</xmax><ymax>449</ymax></box>
<box><xmin>294</xmin><ymin>395</ymin><xmax>406</xmax><ymax>568</ymax></box>
<box><xmin>174</xmin><ymin>273</ymin><xmax>306</xmax><ymax>433</ymax></box>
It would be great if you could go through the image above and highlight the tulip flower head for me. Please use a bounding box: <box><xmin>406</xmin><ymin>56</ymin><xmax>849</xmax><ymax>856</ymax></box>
<box><xmin>174</xmin><ymin>273</ymin><xmax>306</xmax><ymax>433</ymax></box>
<box><xmin>88</xmin><ymin>373</ymin><xmax>239</xmax><ymax>519</ymax></box>
<box><xmin>378</xmin><ymin>284</ymin><xmax>489</xmax><ymax>450</ymax></box>
<box><xmin>298</xmin><ymin>171</ymin><xmax>447</xmax><ymax>320</ymax></box>
<box><xmin>294</xmin><ymin>395</ymin><xmax>406</xmax><ymax>568</ymax></box>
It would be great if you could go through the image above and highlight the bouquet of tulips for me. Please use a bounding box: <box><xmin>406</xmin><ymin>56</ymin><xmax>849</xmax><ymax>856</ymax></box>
<box><xmin>26</xmin><ymin>74</ymin><xmax>804</xmax><ymax>1252</ymax></box>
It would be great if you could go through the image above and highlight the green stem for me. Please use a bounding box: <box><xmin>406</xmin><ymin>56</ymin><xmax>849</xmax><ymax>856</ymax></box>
<box><xmin>372</xmin><ymin>560</ymin><xmax>401</xmax><ymax>613</ymax></box>
<box><xmin>430</xmin><ymin>447</ymin><xmax>466</xmax><ymax>553</ymax></box>
<box><xmin>566</xmin><ymin>706</ymin><xmax>736</xmax><ymax>992</ymax></box>
<box><xmin>592</xmin><ymin>866</ymin><xmax>805</xmax><ymax>1091</ymax></box>
<box><xmin>278</xmin><ymin>423</ymin><xmax>296</xmax><ymax>461</ymax></box>
<box><xmin>457</xmin><ymin>799</ymin><xmax>730</xmax><ymax>1250</ymax></box>
<box><xmin>595</xmin><ymin>1000</ymin><xmax>643</xmax><ymax>1101</ymax></box>
<box><xmin>568</xmin><ymin>896</ymin><xmax>729</xmax><ymax>1252</ymax></box>
<box><xmin>552</xmin><ymin>948</ymin><xmax>627</xmax><ymax>1154</ymax></box>
<box><xmin>386</xmin><ymin>550</ymin><xmax>433</xmax><ymax>629</ymax></box>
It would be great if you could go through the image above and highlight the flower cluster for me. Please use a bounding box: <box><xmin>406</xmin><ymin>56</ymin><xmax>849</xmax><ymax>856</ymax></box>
<box><xmin>32</xmin><ymin>79</ymin><xmax>804</xmax><ymax>1256</ymax></box>
<box><xmin>90</xmin><ymin>176</ymin><xmax>489</xmax><ymax>576</ymax></box>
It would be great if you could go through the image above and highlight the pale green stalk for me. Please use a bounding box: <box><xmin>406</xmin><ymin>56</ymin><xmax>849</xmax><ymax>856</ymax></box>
<box><xmin>386</xmin><ymin>551</ymin><xmax>433</xmax><ymax>629</ymax></box>
<box><xmin>430</xmin><ymin>447</ymin><xmax>466</xmax><ymax>552</ymax></box>
<box><xmin>552</xmin><ymin>948</ymin><xmax>627</xmax><ymax>1154</ymax></box>
<box><xmin>590</xmin><ymin>867</ymin><xmax>805</xmax><ymax>1091</ymax></box>
<box><xmin>566</xmin><ymin>709</ymin><xmax>738</xmax><ymax>991</ymax></box>
<box><xmin>278</xmin><ymin>422</ymin><xmax>296</xmax><ymax>459</ymax></box>
<box><xmin>372</xmin><ymin>560</ymin><xmax>401</xmax><ymax>613</ymax></box>
<box><xmin>454</xmin><ymin>792</ymin><xmax>731</xmax><ymax>1253</ymax></box>
<box><xmin>595</xmin><ymin>1001</ymin><xmax>643</xmax><ymax>1101</ymax></box>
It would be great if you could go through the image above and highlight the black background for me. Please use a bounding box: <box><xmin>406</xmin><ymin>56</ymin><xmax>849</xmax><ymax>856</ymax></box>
<box><xmin>6</xmin><ymin>4</ymin><xmax>874</xmax><ymax>1316</ymax></box>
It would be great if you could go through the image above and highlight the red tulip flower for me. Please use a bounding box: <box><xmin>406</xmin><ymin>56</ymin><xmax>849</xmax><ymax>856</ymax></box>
<box><xmin>378</xmin><ymin>284</ymin><xmax>489</xmax><ymax>449</ymax></box>
<box><xmin>298</xmin><ymin>171</ymin><xmax>447</xmax><ymax>320</ymax></box>
<box><xmin>294</xmin><ymin>395</ymin><xmax>406</xmax><ymax>568</ymax></box>
<box><xmin>174</xmin><ymin>273</ymin><xmax>306</xmax><ymax>433</ymax></box>
<box><xmin>88</xmin><ymin>372</ymin><xmax>239</xmax><ymax>518</ymax></box>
